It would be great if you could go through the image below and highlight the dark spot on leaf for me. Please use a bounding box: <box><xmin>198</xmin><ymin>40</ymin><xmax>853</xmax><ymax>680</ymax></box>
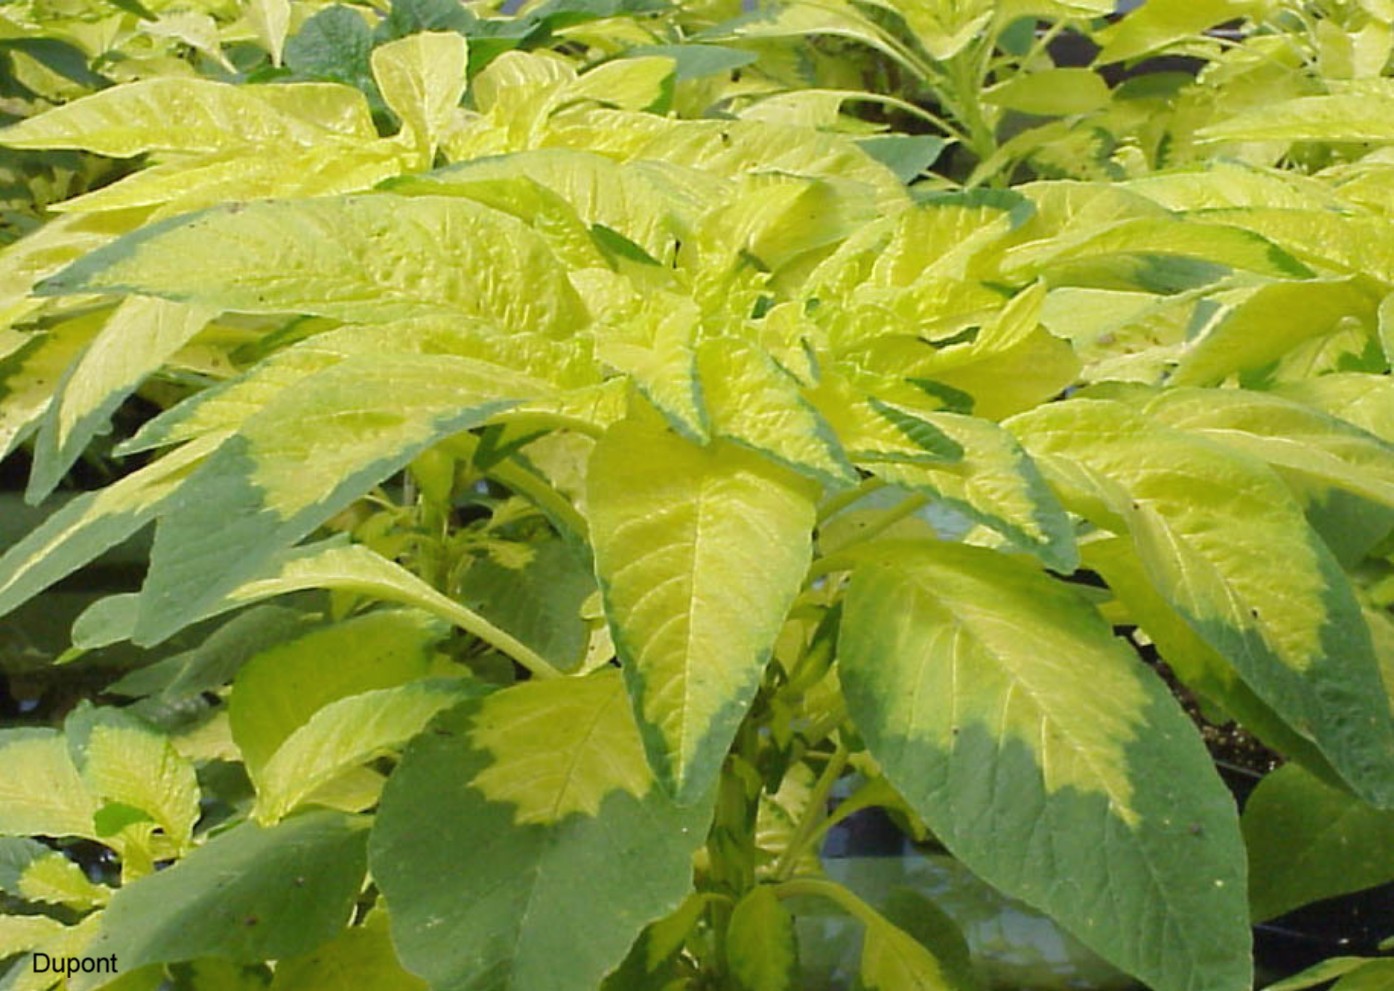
<box><xmin>244</xmin><ymin>915</ymin><xmax>259</xmax><ymax>926</ymax></box>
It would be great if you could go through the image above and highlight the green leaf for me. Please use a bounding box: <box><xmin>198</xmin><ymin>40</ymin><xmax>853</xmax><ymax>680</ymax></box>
<box><xmin>838</xmin><ymin>540</ymin><xmax>1251</xmax><ymax>991</ymax></box>
<box><xmin>1015</xmin><ymin>400</ymin><xmax>1394</xmax><ymax>806</ymax></box>
<box><xmin>1264</xmin><ymin>958</ymin><xmax>1380</xmax><ymax>991</ymax></box>
<box><xmin>38</xmin><ymin>195</ymin><xmax>588</xmax><ymax>335</ymax></box>
<box><xmin>90</xmin><ymin>811</ymin><xmax>369</xmax><ymax>968</ymax></box>
<box><xmin>16</xmin><ymin>851</ymin><xmax>110</xmax><ymax>910</ymax></box>
<box><xmin>65</xmin><ymin>704</ymin><xmax>200</xmax><ymax>849</ymax></box>
<box><xmin>860</xmin><ymin>914</ymin><xmax>962</xmax><ymax>991</ymax></box>
<box><xmin>371</xmin><ymin>31</ymin><xmax>468</xmax><ymax>160</ymax></box>
<box><xmin>1000</xmin><ymin>217</ymin><xmax>1312</xmax><ymax>285</ymax></box>
<box><xmin>453</xmin><ymin>537</ymin><xmax>596</xmax><ymax>674</ymax></box>
<box><xmin>805</xmin><ymin>371</ymin><xmax>962</xmax><ymax>466</ymax></box>
<box><xmin>248</xmin><ymin>0</ymin><xmax>291</xmax><ymax>66</ymax></box>
<box><xmin>411</xmin><ymin>149</ymin><xmax>714</xmax><ymax>265</ymax></box>
<box><xmin>566</xmin><ymin>56</ymin><xmax>675</xmax><ymax>113</ymax></box>
<box><xmin>1080</xmin><ymin>534</ymin><xmax>1340</xmax><ymax>777</ymax></box>
<box><xmin>588</xmin><ymin>417</ymin><xmax>818</xmax><ymax>800</ymax></box>
<box><xmin>1272</xmin><ymin>374</ymin><xmax>1394</xmax><ymax>446</ymax></box>
<box><xmin>0</xmin><ymin>837</ymin><xmax>49</xmax><ymax>894</ymax></box>
<box><xmin>984</xmin><ymin>68</ymin><xmax>1111</xmax><ymax>117</ymax></box>
<box><xmin>593</xmin><ymin>293</ymin><xmax>707</xmax><ymax>441</ymax></box>
<box><xmin>0</xmin><ymin>432</ymin><xmax>218</xmax><ymax>628</ymax></box>
<box><xmin>868</xmin><ymin>411</ymin><xmax>1078</xmax><ymax>572</ymax></box>
<box><xmin>124</xmin><ymin>540</ymin><xmax>564</xmax><ymax>678</ymax></box>
<box><xmin>370</xmin><ymin>670</ymin><xmax>711</xmax><ymax>991</ymax></box>
<box><xmin>877</xmin><ymin>889</ymin><xmax>982</xmax><ymax>991</ymax></box>
<box><xmin>1170</xmin><ymin>279</ymin><xmax>1380</xmax><ymax>387</ymax></box>
<box><xmin>53</xmin><ymin>142</ymin><xmax>406</xmax><ymax>219</ymax></box>
<box><xmin>697</xmin><ymin>335</ymin><xmax>856</xmax><ymax>485</ymax></box>
<box><xmin>854</xmin><ymin>135</ymin><xmax>948</xmax><ymax>183</ymax></box>
<box><xmin>1329</xmin><ymin>960</ymin><xmax>1394</xmax><ymax>991</ymax></box>
<box><xmin>0</xmin><ymin>729</ymin><xmax>98</xmax><ymax>838</ymax></box>
<box><xmin>132</xmin><ymin>353</ymin><xmax>541</xmax><ymax>645</ymax></box>
<box><xmin>0</xmin><ymin>914</ymin><xmax>65</xmax><ymax>958</ymax></box>
<box><xmin>1199</xmin><ymin>93</ymin><xmax>1394</xmax><ymax>144</ymax></box>
<box><xmin>1243</xmin><ymin>764</ymin><xmax>1394</xmax><ymax>922</ymax></box>
<box><xmin>107</xmin><ymin>605</ymin><xmax>311</xmax><ymax>701</ymax></box>
<box><xmin>27</xmin><ymin>297</ymin><xmax>212</xmax><ymax>501</ymax></box>
<box><xmin>268</xmin><ymin>914</ymin><xmax>426</xmax><ymax>991</ymax></box>
<box><xmin>253</xmin><ymin>679</ymin><xmax>479</xmax><ymax>824</ymax></box>
<box><xmin>0</xmin><ymin>310</ymin><xmax>104</xmax><ymax>461</ymax></box>
<box><xmin>1145</xmin><ymin>388</ymin><xmax>1394</xmax><ymax>509</ymax></box>
<box><xmin>229</xmin><ymin>610</ymin><xmax>446</xmax><ymax>779</ymax></box>
<box><xmin>1095</xmin><ymin>0</ymin><xmax>1264</xmax><ymax>64</ymax></box>
<box><xmin>0</xmin><ymin>79</ymin><xmax>354</xmax><ymax>156</ymax></box>
<box><xmin>727</xmin><ymin>886</ymin><xmax>796</xmax><ymax>991</ymax></box>
<box><xmin>284</xmin><ymin>5</ymin><xmax>375</xmax><ymax>93</ymax></box>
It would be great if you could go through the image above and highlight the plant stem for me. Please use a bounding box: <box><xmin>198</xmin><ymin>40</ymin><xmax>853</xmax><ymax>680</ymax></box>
<box><xmin>816</xmin><ymin>477</ymin><xmax>887</xmax><ymax>524</ymax></box>
<box><xmin>772</xmin><ymin>876</ymin><xmax>883</xmax><ymax>926</ymax></box>
<box><xmin>773</xmin><ymin>740</ymin><xmax>849</xmax><ymax>881</ymax></box>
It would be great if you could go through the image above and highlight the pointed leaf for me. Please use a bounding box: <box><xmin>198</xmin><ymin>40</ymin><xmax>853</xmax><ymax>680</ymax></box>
<box><xmin>869</xmin><ymin>411</ymin><xmax>1078</xmax><ymax>572</ymax></box>
<box><xmin>39</xmin><ymin>195</ymin><xmax>588</xmax><ymax>336</ymax></box>
<box><xmin>229</xmin><ymin>609</ymin><xmax>447</xmax><ymax>779</ymax></box>
<box><xmin>133</xmin><ymin>353</ymin><xmax>541</xmax><ymax>645</ymax></box>
<box><xmin>370</xmin><ymin>670</ymin><xmax>711</xmax><ymax>991</ymax></box>
<box><xmin>1170</xmin><ymin>280</ymin><xmax>1379</xmax><ymax>387</ymax></box>
<box><xmin>697</xmin><ymin>336</ymin><xmax>856</xmax><ymax>485</ymax></box>
<box><xmin>1010</xmin><ymin>399</ymin><xmax>1394</xmax><ymax>807</ymax></box>
<box><xmin>1199</xmin><ymin>93</ymin><xmax>1394</xmax><ymax>144</ymax></box>
<box><xmin>1096</xmin><ymin>0</ymin><xmax>1265</xmax><ymax>64</ymax></box>
<box><xmin>27</xmin><ymin>297</ymin><xmax>212</xmax><ymax>501</ymax></box>
<box><xmin>0</xmin><ymin>310</ymin><xmax>104</xmax><ymax>460</ymax></box>
<box><xmin>0</xmin><ymin>78</ymin><xmax>348</xmax><ymax>156</ymax></box>
<box><xmin>1144</xmin><ymin>388</ymin><xmax>1394</xmax><ymax>508</ymax></box>
<box><xmin>371</xmin><ymin>32</ymin><xmax>468</xmax><ymax>159</ymax></box>
<box><xmin>0</xmin><ymin>433</ymin><xmax>219</xmax><ymax>623</ymax></box>
<box><xmin>588</xmin><ymin>417</ymin><xmax>817</xmax><ymax>800</ymax></box>
<box><xmin>53</xmin><ymin>142</ymin><xmax>406</xmax><ymax>219</ymax></box>
<box><xmin>860</xmin><ymin>914</ymin><xmax>961</xmax><ymax>991</ymax></box>
<box><xmin>1000</xmin><ymin>217</ymin><xmax>1311</xmax><ymax>284</ymax></box>
<box><xmin>248</xmin><ymin>0</ymin><xmax>291</xmax><ymax>66</ymax></box>
<box><xmin>839</xmin><ymin>540</ymin><xmax>1251</xmax><ymax>991</ymax></box>
<box><xmin>254</xmin><ymin>679</ymin><xmax>480</xmax><ymax>824</ymax></box>
<box><xmin>1243</xmin><ymin>764</ymin><xmax>1394</xmax><ymax>922</ymax></box>
<box><xmin>90</xmin><ymin>812</ymin><xmax>369</xmax><ymax>968</ymax></box>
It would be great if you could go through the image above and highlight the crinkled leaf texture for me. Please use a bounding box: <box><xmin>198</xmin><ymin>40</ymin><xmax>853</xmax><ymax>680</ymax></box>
<box><xmin>588</xmin><ymin>416</ymin><xmax>818</xmax><ymax>801</ymax></box>
<box><xmin>371</xmin><ymin>670</ymin><xmax>711</xmax><ymax>991</ymax></box>
<box><xmin>839</xmin><ymin>540</ymin><xmax>1251</xmax><ymax>991</ymax></box>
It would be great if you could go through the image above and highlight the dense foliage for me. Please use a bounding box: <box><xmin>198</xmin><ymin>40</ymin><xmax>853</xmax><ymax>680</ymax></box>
<box><xmin>1</xmin><ymin>1</ymin><xmax>1393</xmax><ymax>990</ymax></box>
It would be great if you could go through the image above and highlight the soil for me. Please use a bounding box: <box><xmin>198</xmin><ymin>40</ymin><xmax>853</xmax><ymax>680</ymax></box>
<box><xmin>1139</xmin><ymin>647</ymin><xmax>1284</xmax><ymax>777</ymax></box>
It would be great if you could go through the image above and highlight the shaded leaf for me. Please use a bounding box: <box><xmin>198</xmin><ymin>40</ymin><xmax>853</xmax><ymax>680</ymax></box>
<box><xmin>370</xmin><ymin>671</ymin><xmax>711</xmax><ymax>991</ymax></box>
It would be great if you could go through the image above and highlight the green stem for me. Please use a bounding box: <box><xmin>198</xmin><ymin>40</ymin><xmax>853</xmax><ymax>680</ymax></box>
<box><xmin>772</xmin><ymin>876</ymin><xmax>884</xmax><ymax>927</ymax></box>
<box><xmin>773</xmin><ymin>741</ymin><xmax>849</xmax><ymax>881</ymax></box>
<box><xmin>431</xmin><ymin>595</ymin><xmax>565</xmax><ymax>680</ymax></box>
<box><xmin>486</xmin><ymin>456</ymin><xmax>589</xmax><ymax>543</ymax></box>
<box><xmin>816</xmin><ymin>477</ymin><xmax>886</xmax><ymax>525</ymax></box>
